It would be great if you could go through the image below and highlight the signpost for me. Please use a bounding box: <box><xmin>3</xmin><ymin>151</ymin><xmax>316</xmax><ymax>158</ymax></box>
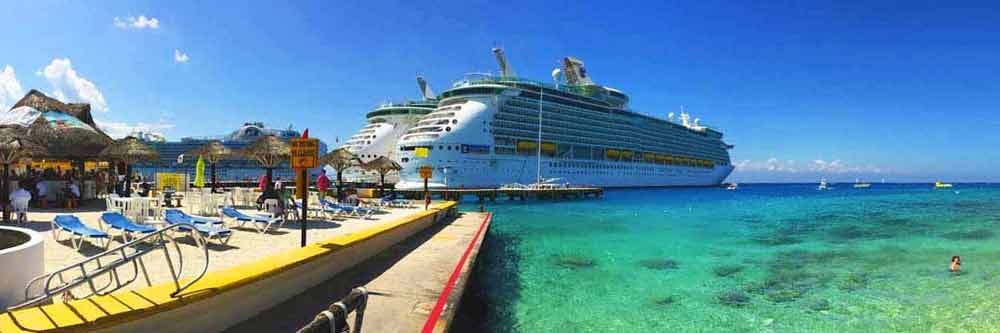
<box><xmin>419</xmin><ymin>165</ymin><xmax>432</xmax><ymax>210</ymax></box>
<box><xmin>291</xmin><ymin>138</ymin><xmax>319</xmax><ymax>247</ymax></box>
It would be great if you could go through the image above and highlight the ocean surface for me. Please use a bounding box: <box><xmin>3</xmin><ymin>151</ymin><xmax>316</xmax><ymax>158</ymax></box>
<box><xmin>454</xmin><ymin>183</ymin><xmax>1000</xmax><ymax>332</ymax></box>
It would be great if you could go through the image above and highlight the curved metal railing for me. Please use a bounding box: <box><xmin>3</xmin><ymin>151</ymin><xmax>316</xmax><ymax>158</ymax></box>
<box><xmin>8</xmin><ymin>222</ymin><xmax>210</xmax><ymax>310</ymax></box>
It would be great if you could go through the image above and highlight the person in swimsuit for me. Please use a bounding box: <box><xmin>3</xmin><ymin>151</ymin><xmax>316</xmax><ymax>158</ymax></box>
<box><xmin>950</xmin><ymin>256</ymin><xmax>961</xmax><ymax>273</ymax></box>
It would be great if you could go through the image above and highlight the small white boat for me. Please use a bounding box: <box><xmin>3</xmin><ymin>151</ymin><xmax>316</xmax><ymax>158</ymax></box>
<box><xmin>853</xmin><ymin>178</ymin><xmax>871</xmax><ymax>189</ymax></box>
<box><xmin>725</xmin><ymin>183</ymin><xmax>738</xmax><ymax>191</ymax></box>
<box><xmin>818</xmin><ymin>178</ymin><xmax>830</xmax><ymax>191</ymax></box>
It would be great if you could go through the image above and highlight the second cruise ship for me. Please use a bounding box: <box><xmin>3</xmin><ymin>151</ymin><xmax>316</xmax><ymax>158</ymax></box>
<box><xmin>395</xmin><ymin>48</ymin><xmax>734</xmax><ymax>189</ymax></box>
<box><xmin>341</xmin><ymin>76</ymin><xmax>437</xmax><ymax>183</ymax></box>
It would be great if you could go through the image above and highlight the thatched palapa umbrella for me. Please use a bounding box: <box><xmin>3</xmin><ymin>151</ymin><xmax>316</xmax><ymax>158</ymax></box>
<box><xmin>362</xmin><ymin>156</ymin><xmax>401</xmax><ymax>197</ymax></box>
<box><xmin>10</xmin><ymin>90</ymin><xmax>113</xmax><ymax>160</ymax></box>
<box><xmin>185</xmin><ymin>141</ymin><xmax>233</xmax><ymax>192</ymax></box>
<box><xmin>99</xmin><ymin>137</ymin><xmax>159</xmax><ymax>196</ymax></box>
<box><xmin>240</xmin><ymin>135</ymin><xmax>289</xmax><ymax>195</ymax></box>
<box><xmin>319</xmin><ymin>148</ymin><xmax>360</xmax><ymax>202</ymax></box>
<box><xmin>0</xmin><ymin>126</ymin><xmax>47</xmax><ymax>222</ymax></box>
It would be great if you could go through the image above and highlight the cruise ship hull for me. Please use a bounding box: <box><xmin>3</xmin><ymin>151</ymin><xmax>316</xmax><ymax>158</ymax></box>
<box><xmin>396</xmin><ymin>156</ymin><xmax>733</xmax><ymax>189</ymax></box>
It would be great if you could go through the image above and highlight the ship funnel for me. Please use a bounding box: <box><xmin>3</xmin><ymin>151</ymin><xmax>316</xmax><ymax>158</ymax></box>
<box><xmin>416</xmin><ymin>75</ymin><xmax>435</xmax><ymax>100</ymax></box>
<box><xmin>561</xmin><ymin>56</ymin><xmax>594</xmax><ymax>85</ymax></box>
<box><xmin>492</xmin><ymin>47</ymin><xmax>514</xmax><ymax>77</ymax></box>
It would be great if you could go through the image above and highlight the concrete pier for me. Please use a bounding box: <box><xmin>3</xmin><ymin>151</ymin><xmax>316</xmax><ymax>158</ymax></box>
<box><xmin>399</xmin><ymin>187</ymin><xmax>603</xmax><ymax>203</ymax></box>
<box><xmin>226</xmin><ymin>212</ymin><xmax>491</xmax><ymax>333</ymax></box>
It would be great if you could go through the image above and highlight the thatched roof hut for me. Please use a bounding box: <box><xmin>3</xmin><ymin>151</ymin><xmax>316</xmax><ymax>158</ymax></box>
<box><xmin>240</xmin><ymin>135</ymin><xmax>290</xmax><ymax>168</ymax></box>
<box><xmin>3</xmin><ymin>90</ymin><xmax>112</xmax><ymax>159</ymax></box>
<box><xmin>185</xmin><ymin>140</ymin><xmax>235</xmax><ymax>164</ymax></box>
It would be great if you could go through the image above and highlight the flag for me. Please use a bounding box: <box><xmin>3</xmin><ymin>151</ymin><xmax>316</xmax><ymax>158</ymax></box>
<box><xmin>194</xmin><ymin>156</ymin><xmax>206</xmax><ymax>187</ymax></box>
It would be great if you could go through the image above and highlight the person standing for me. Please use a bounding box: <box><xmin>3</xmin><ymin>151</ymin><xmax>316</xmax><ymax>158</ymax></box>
<box><xmin>317</xmin><ymin>170</ymin><xmax>330</xmax><ymax>202</ymax></box>
<box><xmin>36</xmin><ymin>179</ymin><xmax>48</xmax><ymax>209</ymax></box>
<box><xmin>258</xmin><ymin>173</ymin><xmax>269</xmax><ymax>191</ymax></box>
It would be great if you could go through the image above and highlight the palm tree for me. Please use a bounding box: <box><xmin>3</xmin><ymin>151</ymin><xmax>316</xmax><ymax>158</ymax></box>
<box><xmin>318</xmin><ymin>148</ymin><xmax>360</xmax><ymax>202</ymax></box>
<box><xmin>186</xmin><ymin>141</ymin><xmax>233</xmax><ymax>192</ymax></box>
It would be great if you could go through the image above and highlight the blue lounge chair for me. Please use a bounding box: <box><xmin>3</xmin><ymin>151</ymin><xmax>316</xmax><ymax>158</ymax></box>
<box><xmin>378</xmin><ymin>194</ymin><xmax>411</xmax><ymax>208</ymax></box>
<box><xmin>164</xmin><ymin>213</ymin><xmax>232</xmax><ymax>246</ymax></box>
<box><xmin>164</xmin><ymin>209</ymin><xmax>224</xmax><ymax>225</ymax></box>
<box><xmin>52</xmin><ymin>215</ymin><xmax>110</xmax><ymax>250</ymax></box>
<box><xmin>321</xmin><ymin>199</ymin><xmax>376</xmax><ymax>219</ymax></box>
<box><xmin>100</xmin><ymin>212</ymin><xmax>157</xmax><ymax>243</ymax></box>
<box><xmin>220</xmin><ymin>207</ymin><xmax>285</xmax><ymax>234</ymax></box>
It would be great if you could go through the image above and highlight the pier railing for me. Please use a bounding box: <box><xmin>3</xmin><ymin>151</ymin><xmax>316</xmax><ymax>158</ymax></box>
<box><xmin>296</xmin><ymin>287</ymin><xmax>369</xmax><ymax>333</ymax></box>
<box><xmin>8</xmin><ymin>223</ymin><xmax>210</xmax><ymax>310</ymax></box>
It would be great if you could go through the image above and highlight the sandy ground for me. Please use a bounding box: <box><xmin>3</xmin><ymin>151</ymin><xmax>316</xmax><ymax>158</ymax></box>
<box><xmin>5</xmin><ymin>197</ymin><xmax>425</xmax><ymax>302</ymax></box>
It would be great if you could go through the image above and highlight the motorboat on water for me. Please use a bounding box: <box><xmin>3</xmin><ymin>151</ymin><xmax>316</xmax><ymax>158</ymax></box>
<box><xmin>817</xmin><ymin>178</ymin><xmax>831</xmax><ymax>190</ymax></box>
<box><xmin>934</xmin><ymin>181</ymin><xmax>953</xmax><ymax>189</ymax></box>
<box><xmin>725</xmin><ymin>183</ymin><xmax>738</xmax><ymax>191</ymax></box>
<box><xmin>853</xmin><ymin>178</ymin><xmax>871</xmax><ymax>189</ymax></box>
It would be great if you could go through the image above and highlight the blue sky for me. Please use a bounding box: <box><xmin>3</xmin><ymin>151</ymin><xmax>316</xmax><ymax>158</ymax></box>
<box><xmin>1</xmin><ymin>1</ymin><xmax>998</xmax><ymax>182</ymax></box>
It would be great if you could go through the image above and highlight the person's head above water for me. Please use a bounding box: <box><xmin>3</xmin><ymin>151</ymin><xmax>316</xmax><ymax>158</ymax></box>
<box><xmin>952</xmin><ymin>256</ymin><xmax>961</xmax><ymax>263</ymax></box>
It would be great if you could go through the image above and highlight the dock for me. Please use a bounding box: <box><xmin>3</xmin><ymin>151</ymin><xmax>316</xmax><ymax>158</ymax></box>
<box><xmin>397</xmin><ymin>187</ymin><xmax>603</xmax><ymax>202</ymax></box>
<box><xmin>226</xmin><ymin>212</ymin><xmax>491</xmax><ymax>333</ymax></box>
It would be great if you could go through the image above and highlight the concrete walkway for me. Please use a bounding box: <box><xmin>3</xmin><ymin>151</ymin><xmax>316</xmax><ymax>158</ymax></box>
<box><xmin>225</xmin><ymin>211</ymin><xmax>490</xmax><ymax>333</ymax></box>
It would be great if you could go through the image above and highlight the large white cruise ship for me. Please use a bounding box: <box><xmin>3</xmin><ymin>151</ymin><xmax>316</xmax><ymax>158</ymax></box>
<box><xmin>395</xmin><ymin>48</ymin><xmax>734</xmax><ymax>189</ymax></box>
<box><xmin>340</xmin><ymin>77</ymin><xmax>437</xmax><ymax>183</ymax></box>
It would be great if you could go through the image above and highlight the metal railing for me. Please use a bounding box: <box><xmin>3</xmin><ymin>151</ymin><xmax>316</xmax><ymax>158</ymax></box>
<box><xmin>296</xmin><ymin>287</ymin><xmax>369</xmax><ymax>333</ymax></box>
<box><xmin>8</xmin><ymin>222</ymin><xmax>210</xmax><ymax>310</ymax></box>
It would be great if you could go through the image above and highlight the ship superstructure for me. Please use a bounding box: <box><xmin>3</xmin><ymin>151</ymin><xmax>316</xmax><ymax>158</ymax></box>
<box><xmin>340</xmin><ymin>77</ymin><xmax>437</xmax><ymax>183</ymax></box>
<box><xmin>395</xmin><ymin>48</ymin><xmax>734</xmax><ymax>189</ymax></box>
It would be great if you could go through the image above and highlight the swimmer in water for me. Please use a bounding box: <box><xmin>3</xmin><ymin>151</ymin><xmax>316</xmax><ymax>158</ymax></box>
<box><xmin>950</xmin><ymin>256</ymin><xmax>961</xmax><ymax>273</ymax></box>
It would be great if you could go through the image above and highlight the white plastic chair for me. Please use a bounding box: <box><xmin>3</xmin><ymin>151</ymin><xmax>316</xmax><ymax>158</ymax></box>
<box><xmin>13</xmin><ymin>196</ymin><xmax>30</xmax><ymax>223</ymax></box>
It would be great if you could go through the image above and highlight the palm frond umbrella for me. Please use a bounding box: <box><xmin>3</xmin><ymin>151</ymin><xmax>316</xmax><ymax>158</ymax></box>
<box><xmin>0</xmin><ymin>126</ymin><xmax>47</xmax><ymax>222</ymax></box>
<box><xmin>319</xmin><ymin>148</ymin><xmax>360</xmax><ymax>202</ymax></box>
<box><xmin>99</xmin><ymin>137</ymin><xmax>159</xmax><ymax>196</ymax></box>
<box><xmin>239</xmin><ymin>135</ymin><xmax>289</xmax><ymax>195</ymax></box>
<box><xmin>361</xmin><ymin>156</ymin><xmax>401</xmax><ymax>197</ymax></box>
<box><xmin>185</xmin><ymin>141</ymin><xmax>233</xmax><ymax>192</ymax></box>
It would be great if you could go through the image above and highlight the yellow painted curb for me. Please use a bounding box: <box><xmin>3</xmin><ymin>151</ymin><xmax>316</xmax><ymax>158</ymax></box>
<box><xmin>0</xmin><ymin>202</ymin><xmax>457</xmax><ymax>333</ymax></box>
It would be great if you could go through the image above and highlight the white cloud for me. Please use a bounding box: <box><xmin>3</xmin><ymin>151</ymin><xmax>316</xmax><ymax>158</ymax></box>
<box><xmin>174</xmin><ymin>49</ymin><xmax>190</xmax><ymax>64</ymax></box>
<box><xmin>0</xmin><ymin>65</ymin><xmax>24</xmax><ymax>111</ymax></box>
<box><xmin>735</xmin><ymin>157</ymin><xmax>884</xmax><ymax>174</ymax></box>
<box><xmin>97</xmin><ymin>119</ymin><xmax>174</xmax><ymax>139</ymax></box>
<box><xmin>39</xmin><ymin>58</ymin><xmax>108</xmax><ymax>112</ymax></box>
<box><xmin>113</xmin><ymin>15</ymin><xmax>160</xmax><ymax>30</ymax></box>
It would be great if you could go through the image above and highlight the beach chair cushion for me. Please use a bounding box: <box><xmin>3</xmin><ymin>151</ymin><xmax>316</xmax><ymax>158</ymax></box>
<box><xmin>165</xmin><ymin>214</ymin><xmax>232</xmax><ymax>236</ymax></box>
<box><xmin>54</xmin><ymin>215</ymin><xmax>108</xmax><ymax>238</ymax></box>
<box><xmin>165</xmin><ymin>209</ymin><xmax>224</xmax><ymax>225</ymax></box>
<box><xmin>221</xmin><ymin>207</ymin><xmax>276</xmax><ymax>223</ymax></box>
<box><xmin>101</xmin><ymin>212</ymin><xmax>157</xmax><ymax>233</ymax></box>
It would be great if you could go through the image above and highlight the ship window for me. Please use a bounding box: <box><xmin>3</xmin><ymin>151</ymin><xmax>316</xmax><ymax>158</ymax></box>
<box><xmin>439</xmin><ymin>146</ymin><xmax>443</xmax><ymax>150</ymax></box>
<box><xmin>452</xmin><ymin>119</ymin><xmax>458</xmax><ymax>124</ymax></box>
<box><xmin>447</xmin><ymin>146</ymin><xmax>452</xmax><ymax>150</ymax></box>
<box><xmin>445</xmin><ymin>127</ymin><xmax>451</xmax><ymax>132</ymax></box>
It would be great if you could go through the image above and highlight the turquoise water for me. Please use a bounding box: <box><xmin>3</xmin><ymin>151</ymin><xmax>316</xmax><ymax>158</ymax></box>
<box><xmin>457</xmin><ymin>184</ymin><xmax>1000</xmax><ymax>332</ymax></box>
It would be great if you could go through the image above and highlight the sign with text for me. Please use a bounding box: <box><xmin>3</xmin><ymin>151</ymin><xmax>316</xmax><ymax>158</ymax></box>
<box><xmin>419</xmin><ymin>165</ymin><xmax>433</xmax><ymax>179</ymax></box>
<box><xmin>415</xmin><ymin>147</ymin><xmax>429</xmax><ymax>158</ymax></box>
<box><xmin>290</xmin><ymin>138</ymin><xmax>319</xmax><ymax>169</ymax></box>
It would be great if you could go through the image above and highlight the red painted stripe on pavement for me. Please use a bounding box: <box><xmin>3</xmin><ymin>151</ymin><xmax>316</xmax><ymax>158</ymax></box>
<box><xmin>421</xmin><ymin>212</ymin><xmax>492</xmax><ymax>333</ymax></box>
